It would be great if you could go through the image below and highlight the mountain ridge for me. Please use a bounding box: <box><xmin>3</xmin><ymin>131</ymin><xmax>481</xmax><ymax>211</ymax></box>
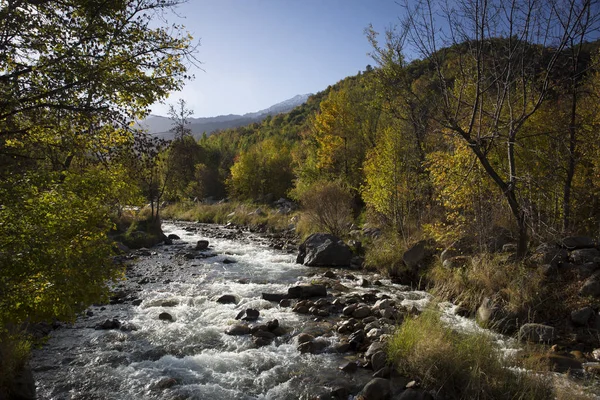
<box><xmin>139</xmin><ymin>93</ymin><xmax>312</xmax><ymax>139</ymax></box>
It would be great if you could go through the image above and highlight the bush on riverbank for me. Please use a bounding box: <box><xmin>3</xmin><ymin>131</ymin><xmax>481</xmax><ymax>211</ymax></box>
<box><xmin>388</xmin><ymin>310</ymin><xmax>553</xmax><ymax>400</ymax></box>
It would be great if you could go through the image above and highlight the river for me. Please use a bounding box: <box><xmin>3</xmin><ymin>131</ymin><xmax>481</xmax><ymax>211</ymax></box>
<box><xmin>30</xmin><ymin>222</ymin><xmax>438</xmax><ymax>399</ymax></box>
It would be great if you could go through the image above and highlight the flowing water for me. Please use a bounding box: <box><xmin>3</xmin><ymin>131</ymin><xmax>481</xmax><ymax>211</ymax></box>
<box><xmin>31</xmin><ymin>222</ymin><xmax>432</xmax><ymax>400</ymax></box>
<box><xmin>29</xmin><ymin>222</ymin><xmax>600</xmax><ymax>399</ymax></box>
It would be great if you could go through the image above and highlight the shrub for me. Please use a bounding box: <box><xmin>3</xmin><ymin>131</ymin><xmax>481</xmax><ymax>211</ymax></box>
<box><xmin>388</xmin><ymin>310</ymin><xmax>553</xmax><ymax>400</ymax></box>
<box><xmin>296</xmin><ymin>180</ymin><xmax>353</xmax><ymax>237</ymax></box>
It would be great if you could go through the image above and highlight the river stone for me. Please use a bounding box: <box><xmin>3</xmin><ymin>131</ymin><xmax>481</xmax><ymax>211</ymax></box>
<box><xmin>374</xmin><ymin>299</ymin><xmax>394</xmax><ymax>310</ymax></box>
<box><xmin>349</xmin><ymin>330</ymin><xmax>365</xmax><ymax>348</ymax></box>
<box><xmin>571</xmin><ymin>307</ymin><xmax>594</xmax><ymax>326</ymax></box>
<box><xmin>560</xmin><ymin>236</ymin><xmax>596</xmax><ymax>250</ymax></box>
<box><xmin>371</xmin><ymin>351</ymin><xmax>387</xmax><ymax>372</ymax></box>
<box><xmin>266</xmin><ymin>319</ymin><xmax>279</xmax><ymax>331</ymax></box>
<box><xmin>167</xmin><ymin>234</ymin><xmax>180</xmax><ymax>240</ymax></box>
<box><xmin>151</xmin><ymin>377</ymin><xmax>177</xmax><ymax>390</ymax></box>
<box><xmin>477</xmin><ymin>297</ymin><xmax>498</xmax><ymax>326</ymax></box>
<box><xmin>253</xmin><ymin>330</ymin><xmax>276</xmax><ymax>340</ymax></box>
<box><xmin>366</xmin><ymin>342</ymin><xmax>385</xmax><ymax>357</ymax></box>
<box><xmin>226</xmin><ymin>324</ymin><xmax>250</xmax><ymax>335</ymax></box>
<box><xmin>580</xmin><ymin>271</ymin><xmax>600</xmax><ymax>297</ymax></box>
<box><xmin>96</xmin><ymin>318</ymin><xmax>121</xmax><ymax>329</ymax></box>
<box><xmin>381</xmin><ymin>307</ymin><xmax>395</xmax><ymax>320</ymax></box>
<box><xmin>574</xmin><ymin>262</ymin><xmax>599</xmax><ymax>279</ymax></box>
<box><xmin>339</xmin><ymin>361</ymin><xmax>358</xmax><ymax>373</ymax></box>
<box><xmin>353</xmin><ymin>306</ymin><xmax>371</xmax><ymax>319</ymax></box>
<box><xmin>373</xmin><ymin>366</ymin><xmax>391</xmax><ymax>379</ymax></box>
<box><xmin>262</xmin><ymin>292</ymin><xmax>287</xmax><ymax>302</ymax></box>
<box><xmin>402</xmin><ymin>240</ymin><xmax>427</xmax><ymax>269</ymax></box>
<box><xmin>297</xmin><ymin>333</ymin><xmax>315</xmax><ymax>344</ymax></box>
<box><xmin>298</xmin><ymin>339</ymin><xmax>328</xmax><ymax>354</ymax></box>
<box><xmin>357</xmin><ymin>378</ymin><xmax>390</xmax><ymax>400</ymax></box>
<box><xmin>279</xmin><ymin>298</ymin><xmax>291</xmax><ymax>307</ymax></box>
<box><xmin>287</xmin><ymin>284</ymin><xmax>327</xmax><ymax>299</ymax></box>
<box><xmin>216</xmin><ymin>294</ymin><xmax>237</xmax><ymax>304</ymax></box>
<box><xmin>518</xmin><ymin>323</ymin><xmax>554</xmax><ymax>343</ymax></box>
<box><xmin>343</xmin><ymin>304</ymin><xmax>358</xmax><ymax>316</ymax></box>
<box><xmin>296</xmin><ymin>233</ymin><xmax>353</xmax><ymax>267</ymax></box>
<box><xmin>324</xmin><ymin>270</ymin><xmax>337</xmax><ymax>278</ymax></box>
<box><xmin>195</xmin><ymin>240</ymin><xmax>209</xmax><ymax>250</ymax></box>
<box><xmin>253</xmin><ymin>337</ymin><xmax>272</xmax><ymax>347</ymax></box>
<box><xmin>158</xmin><ymin>312</ymin><xmax>173</xmax><ymax>322</ymax></box>
<box><xmin>570</xmin><ymin>248</ymin><xmax>600</xmax><ymax>264</ymax></box>
<box><xmin>235</xmin><ymin>308</ymin><xmax>260</xmax><ymax>321</ymax></box>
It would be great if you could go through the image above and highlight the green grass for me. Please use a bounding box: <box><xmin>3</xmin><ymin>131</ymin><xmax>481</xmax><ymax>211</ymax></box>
<box><xmin>387</xmin><ymin>310</ymin><xmax>553</xmax><ymax>400</ymax></box>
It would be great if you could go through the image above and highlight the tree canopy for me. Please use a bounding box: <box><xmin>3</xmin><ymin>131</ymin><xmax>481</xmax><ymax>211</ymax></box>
<box><xmin>0</xmin><ymin>0</ymin><xmax>197</xmax><ymax>326</ymax></box>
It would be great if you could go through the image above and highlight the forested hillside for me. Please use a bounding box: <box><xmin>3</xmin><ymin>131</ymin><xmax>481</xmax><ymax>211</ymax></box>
<box><xmin>158</xmin><ymin>38</ymin><xmax>600</xmax><ymax>250</ymax></box>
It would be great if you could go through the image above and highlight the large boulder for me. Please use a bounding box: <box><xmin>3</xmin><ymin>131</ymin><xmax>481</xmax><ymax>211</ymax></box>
<box><xmin>559</xmin><ymin>236</ymin><xmax>596</xmax><ymax>250</ymax></box>
<box><xmin>580</xmin><ymin>271</ymin><xmax>600</xmax><ymax>297</ymax></box>
<box><xmin>357</xmin><ymin>378</ymin><xmax>390</xmax><ymax>400</ymax></box>
<box><xmin>571</xmin><ymin>307</ymin><xmax>594</xmax><ymax>326</ymax></box>
<box><xmin>533</xmin><ymin>243</ymin><xmax>569</xmax><ymax>268</ymax></box>
<box><xmin>402</xmin><ymin>240</ymin><xmax>434</xmax><ymax>269</ymax></box>
<box><xmin>570</xmin><ymin>248</ymin><xmax>600</xmax><ymax>264</ymax></box>
<box><xmin>296</xmin><ymin>233</ymin><xmax>353</xmax><ymax>267</ymax></box>
<box><xmin>287</xmin><ymin>284</ymin><xmax>327</xmax><ymax>299</ymax></box>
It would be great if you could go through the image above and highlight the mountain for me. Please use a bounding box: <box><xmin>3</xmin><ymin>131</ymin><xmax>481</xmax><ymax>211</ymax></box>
<box><xmin>138</xmin><ymin>93</ymin><xmax>312</xmax><ymax>140</ymax></box>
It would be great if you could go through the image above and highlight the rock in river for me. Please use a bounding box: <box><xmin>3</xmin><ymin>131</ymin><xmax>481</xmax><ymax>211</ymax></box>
<box><xmin>296</xmin><ymin>233</ymin><xmax>353</xmax><ymax>267</ymax></box>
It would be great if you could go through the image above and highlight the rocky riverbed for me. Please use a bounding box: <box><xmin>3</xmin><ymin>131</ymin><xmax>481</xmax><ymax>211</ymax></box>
<box><xmin>29</xmin><ymin>221</ymin><xmax>600</xmax><ymax>399</ymax></box>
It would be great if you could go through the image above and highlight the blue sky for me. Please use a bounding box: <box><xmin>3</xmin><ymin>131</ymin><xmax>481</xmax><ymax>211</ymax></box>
<box><xmin>151</xmin><ymin>0</ymin><xmax>406</xmax><ymax>117</ymax></box>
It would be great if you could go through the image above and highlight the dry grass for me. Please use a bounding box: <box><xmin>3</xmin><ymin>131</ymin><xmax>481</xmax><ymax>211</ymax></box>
<box><xmin>161</xmin><ymin>201</ymin><xmax>296</xmax><ymax>232</ymax></box>
<box><xmin>387</xmin><ymin>310</ymin><xmax>554</xmax><ymax>400</ymax></box>
<box><xmin>428</xmin><ymin>253</ymin><xmax>547</xmax><ymax>318</ymax></box>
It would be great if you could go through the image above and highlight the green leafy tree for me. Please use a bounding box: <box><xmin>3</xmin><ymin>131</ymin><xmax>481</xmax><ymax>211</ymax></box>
<box><xmin>228</xmin><ymin>138</ymin><xmax>294</xmax><ymax>201</ymax></box>
<box><xmin>0</xmin><ymin>0</ymin><xmax>197</xmax><ymax>332</ymax></box>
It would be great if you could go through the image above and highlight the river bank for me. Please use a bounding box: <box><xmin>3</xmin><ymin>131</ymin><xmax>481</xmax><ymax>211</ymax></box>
<box><xmin>29</xmin><ymin>221</ymin><xmax>599</xmax><ymax>399</ymax></box>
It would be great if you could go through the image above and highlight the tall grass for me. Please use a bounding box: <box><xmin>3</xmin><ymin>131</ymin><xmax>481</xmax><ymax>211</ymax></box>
<box><xmin>363</xmin><ymin>231</ymin><xmax>407</xmax><ymax>275</ymax></box>
<box><xmin>387</xmin><ymin>310</ymin><xmax>553</xmax><ymax>400</ymax></box>
<box><xmin>428</xmin><ymin>253</ymin><xmax>546</xmax><ymax>318</ymax></box>
<box><xmin>161</xmin><ymin>201</ymin><xmax>295</xmax><ymax>232</ymax></box>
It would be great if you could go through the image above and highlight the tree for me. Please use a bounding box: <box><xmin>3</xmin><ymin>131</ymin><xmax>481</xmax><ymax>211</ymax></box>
<box><xmin>0</xmin><ymin>0</ymin><xmax>197</xmax><ymax>328</ymax></box>
<box><xmin>381</xmin><ymin>0</ymin><xmax>596</xmax><ymax>256</ymax></box>
<box><xmin>228</xmin><ymin>138</ymin><xmax>294</xmax><ymax>201</ymax></box>
<box><xmin>309</xmin><ymin>84</ymin><xmax>380</xmax><ymax>191</ymax></box>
